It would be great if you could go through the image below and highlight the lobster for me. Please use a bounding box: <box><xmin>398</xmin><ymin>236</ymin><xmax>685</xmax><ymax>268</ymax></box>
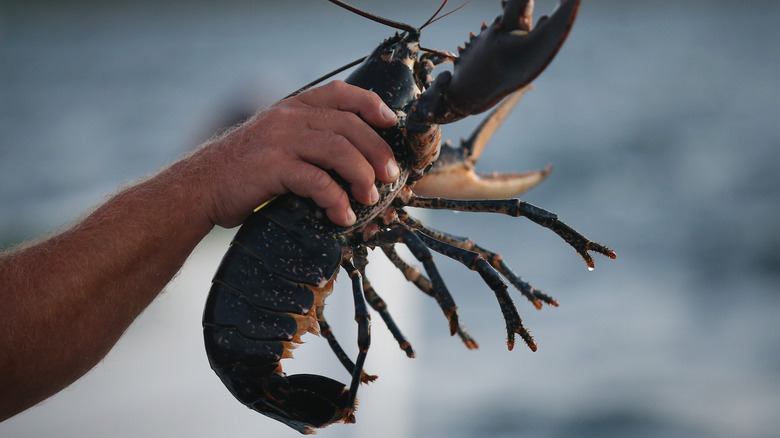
<box><xmin>202</xmin><ymin>0</ymin><xmax>615</xmax><ymax>433</ymax></box>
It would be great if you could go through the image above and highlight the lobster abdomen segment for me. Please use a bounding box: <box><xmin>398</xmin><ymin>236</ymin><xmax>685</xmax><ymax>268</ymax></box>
<box><xmin>212</xmin><ymin>245</ymin><xmax>316</xmax><ymax>314</ymax></box>
<box><xmin>203</xmin><ymin>285</ymin><xmax>311</xmax><ymax>343</ymax></box>
<box><xmin>234</xmin><ymin>194</ymin><xmax>343</xmax><ymax>287</ymax></box>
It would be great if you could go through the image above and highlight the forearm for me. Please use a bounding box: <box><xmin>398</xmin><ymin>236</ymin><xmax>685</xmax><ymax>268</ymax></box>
<box><xmin>0</xmin><ymin>159</ymin><xmax>213</xmax><ymax>421</ymax></box>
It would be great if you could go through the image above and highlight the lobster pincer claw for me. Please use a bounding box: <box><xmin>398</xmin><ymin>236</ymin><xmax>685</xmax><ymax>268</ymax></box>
<box><xmin>412</xmin><ymin>0</ymin><xmax>580</xmax><ymax>126</ymax></box>
<box><xmin>412</xmin><ymin>87</ymin><xmax>554</xmax><ymax>200</ymax></box>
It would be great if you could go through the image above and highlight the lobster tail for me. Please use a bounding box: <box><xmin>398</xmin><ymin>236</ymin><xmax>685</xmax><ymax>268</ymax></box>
<box><xmin>261</xmin><ymin>374</ymin><xmax>350</xmax><ymax>433</ymax></box>
<box><xmin>217</xmin><ymin>363</ymin><xmax>349</xmax><ymax>434</ymax></box>
<box><xmin>203</xmin><ymin>195</ymin><xmax>350</xmax><ymax>433</ymax></box>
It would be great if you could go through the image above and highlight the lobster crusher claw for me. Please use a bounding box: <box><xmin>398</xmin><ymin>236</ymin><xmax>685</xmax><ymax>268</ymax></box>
<box><xmin>412</xmin><ymin>0</ymin><xmax>581</xmax><ymax>125</ymax></box>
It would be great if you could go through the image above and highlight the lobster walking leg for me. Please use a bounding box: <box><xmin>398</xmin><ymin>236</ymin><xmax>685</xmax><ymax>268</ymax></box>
<box><xmin>381</xmin><ymin>245</ymin><xmax>478</xmax><ymax>349</ymax></box>
<box><xmin>315</xmin><ymin>305</ymin><xmax>377</xmax><ymax>383</ymax></box>
<box><xmin>340</xmin><ymin>258</ymin><xmax>372</xmax><ymax>423</ymax></box>
<box><xmin>478</xmin><ymin>250</ymin><xmax>558</xmax><ymax>307</ymax></box>
<box><xmin>354</xmin><ymin>248</ymin><xmax>416</xmax><ymax>358</ymax></box>
<box><xmin>414</xmin><ymin>231</ymin><xmax>536</xmax><ymax>351</ymax></box>
<box><xmin>407</xmin><ymin>197</ymin><xmax>617</xmax><ymax>268</ymax></box>
<box><xmin>381</xmin><ymin>245</ymin><xmax>433</xmax><ymax>293</ymax></box>
<box><xmin>361</xmin><ymin>277</ymin><xmax>417</xmax><ymax>358</ymax></box>
<box><xmin>400</xmin><ymin>211</ymin><xmax>557</xmax><ymax>308</ymax></box>
<box><xmin>366</xmin><ymin>226</ymin><xmax>463</xmax><ymax>339</ymax></box>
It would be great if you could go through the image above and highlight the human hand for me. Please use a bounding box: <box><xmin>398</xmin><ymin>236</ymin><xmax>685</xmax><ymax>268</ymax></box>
<box><xmin>190</xmin><ymin>81</ymin><xmax>400</xmax><ymax>228</ymax></box>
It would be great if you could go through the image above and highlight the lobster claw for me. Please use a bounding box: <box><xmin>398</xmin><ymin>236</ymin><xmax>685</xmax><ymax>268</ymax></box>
<box><xmin>412</xmin><ymin>0</ymin><xmax>580</xmax><ymax>126</ymax></box>
<box><xmin>412</xmin><ymin>86</ymin><xmax>553</xmax><ymax>199</ymax></box>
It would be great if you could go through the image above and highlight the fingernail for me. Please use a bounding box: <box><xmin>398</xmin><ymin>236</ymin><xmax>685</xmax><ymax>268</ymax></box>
<box><xmin>345</xmin><ymin>208</ymin><xmax>357</xmax><ymax>226</ymax></box>
<box><xmin>369</xmin><ymin>185</ymin><xmax>379</xmax><ymax>204</ymax></box>
<box><xmin>380</xmin><ymin>104</ymin><xmax>397</xmax><ymax>121</ymax></box>
<box><xmin>386</xmin><ymin>159</ymin><xmax>400</xmax><ymax>180</ymax></box>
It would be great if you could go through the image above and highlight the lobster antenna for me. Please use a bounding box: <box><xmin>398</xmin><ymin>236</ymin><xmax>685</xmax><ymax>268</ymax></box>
<box><xmin>420</xmin><ymin>0</ymin><xmax>470</xmax><ymax>30</ymax></box>
<box><xmin>284</xmin><ymin>56</ymin><xmax>367</xmax><ymax>99</ymax></box>
<box><xmin>286</xmin><ymin>1</ymin><xmax>469</xmax><ymax>99</ymax></box>
<box><xmin>327</xmin><ymin>0</ymin><xmax>417</xmax><ymax>33</ymax></box>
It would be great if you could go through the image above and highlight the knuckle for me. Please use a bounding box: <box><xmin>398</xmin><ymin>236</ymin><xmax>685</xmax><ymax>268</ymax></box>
<box><xmin>322</xmin><ymin>130</ymin><xmax>354</xmax><ymax>155</ymax></box>
<box><xmin>309</xmin><ymin>169</ymin><xmax>339</xmax><ymax>195</ymax></box>
<box><xmin>273</xmin><ymin>105</ymin><xmax>297</xmax><ymax>118</ymax></box>
<box><xmin>332</xmin><ymin>188</ymin><xmax>350</xmax><ymax>210</ymax></box>
<box><xmin>323</xmin><ymin>80</ymin><xmax>348</xmax><ymax>95</ymax></box>
<box><xmin>315</xmin><ymin>177</ymin><xmax>349</xmax><ymax>211</ymax></box>
<box><xmin>372</xmin><ymin>133</ymin><xmax>392</xmax><ymax>154</ymax></box>
<box><xmin>339</xmin><ymin>111</ymin><xmax>364</xmax><ymax>128</ymax></box>
<box><xmin>330</xmin><ymin>79</ymin><xmax>347</xmax><ymax>89</ymax></box>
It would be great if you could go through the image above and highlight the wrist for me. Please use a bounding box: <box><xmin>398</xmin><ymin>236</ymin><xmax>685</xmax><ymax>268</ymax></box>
<box><xmin>136</xmin><ymin>158</ymin><xmax>216</xmax><ymax>240</ymax></box>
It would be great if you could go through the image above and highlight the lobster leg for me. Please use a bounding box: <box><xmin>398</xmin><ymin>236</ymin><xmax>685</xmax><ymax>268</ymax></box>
<box><xmin>382</xmin><ymin>245</ymin><xmax>433</xmax><ymax>293</ymax></box>
<box><xmin>477</xmin><ymin>248</ymin><xmax>558</xmax><ymax>308</ymax></box>
<box><xmin>353</xmin><ymin>248</ymin><xmax>416</xmax><ymax>358</ymax></box>
<box><xmin>413</xmin><ymin>230</ymin><xmax>536</xmax><ymax>352</ymax></box>
<box><xmin>340</xmin><ymin>258</ymin><xmax>372</xmax><ymax>423</ymax></box>
<box><xmin>381</xmin><ymin>245</ymin><xmax>478</xmax><ymax>349</ymax></box>
<box><xmin>399</xmin><ymin>210</ymin><xmax>557</xmax><ymax>309</ymax></box>
<box><xmin>362</xmin><ymin>277</ymin><xmax>417</xmax><ymax>358</ymax></box>
<box><xmin>406</xmin><ymin>196</ymin><xmax>617</xmax><ymax>269</ymax></box>
<box><xmin>365</xmin><ymin>226</ymin><xmax>462</xmax><ymax>340</ymax></box>
<box><xmin>315</xmin><ymin>305</ymin><xmax>377</xmax><ymax>383</ymax></box>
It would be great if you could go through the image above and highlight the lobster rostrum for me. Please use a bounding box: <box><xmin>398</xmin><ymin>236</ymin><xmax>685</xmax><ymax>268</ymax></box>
<box><xmin>203</xmin><ymin>0</ymin><xmax>615</xmax><ymax>433</ymax></box>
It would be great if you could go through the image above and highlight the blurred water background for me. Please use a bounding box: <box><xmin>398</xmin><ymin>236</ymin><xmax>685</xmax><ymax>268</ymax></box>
<box><xmin>2</xmin><ymin>0</ymin><xmax>779</xmax><ymax>437</ymax></box>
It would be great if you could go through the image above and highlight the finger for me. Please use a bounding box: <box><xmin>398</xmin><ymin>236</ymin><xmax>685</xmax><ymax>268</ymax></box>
<box><xmin>294</xmin><ymin>128</ymin><xmax>379</xmax><ymax>206</ymax></box>
<box><xmin>297</xmin><ymin>81</ymin><xmax>398</xmax><ymax>129</ymax></box>
<box><xmin>296</xmin><ymin>82</ymin><xmax>401</xmax><ymax>184</ymax></box>
<box><xmin>301</xmin><ymin>106</ymin><xmax>397</xmax><ymax>187</ymax></box>
<box><xmin>281</xmin><ymin>162</ymin><xmax>356</xmax><ymax>227</ymax></box>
